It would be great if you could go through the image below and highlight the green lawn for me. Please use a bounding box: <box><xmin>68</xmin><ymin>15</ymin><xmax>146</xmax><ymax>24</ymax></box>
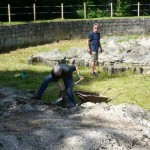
<box><xmin>0</xmin><ymin>38</ymin><xmax>150</xmax><ymax>110</ymax></box>
<box><xmin>1</xmin><ymin>16</ymin><xmax>150</xmax><ymax>25</ymax></box>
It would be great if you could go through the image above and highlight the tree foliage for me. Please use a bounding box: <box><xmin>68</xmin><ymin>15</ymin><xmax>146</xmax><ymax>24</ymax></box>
<box><xmin>1</xmin><ymin>0</ymin><xmax>150</xmax><ymax>21</ymax></box>
<box><xmin>2</xmin><ymin>0</ymin><xmax>150</xmax><ymax>6</ymax></box>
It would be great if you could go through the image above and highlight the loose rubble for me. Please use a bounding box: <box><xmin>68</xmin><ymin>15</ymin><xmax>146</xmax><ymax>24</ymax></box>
<box><xmin>28</xmin><ymin>36</ymin><xmax>150</xmax><ymax>75</ymax></box>
<box><xmin>0</xmin><ymin>86</ymin><xmax>150</xmax><ymax>150</ymax></box>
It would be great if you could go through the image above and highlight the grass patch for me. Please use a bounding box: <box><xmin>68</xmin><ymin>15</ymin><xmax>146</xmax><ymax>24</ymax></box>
<box><xmin>0</xmin><ymin>38</ymin><xmax>150</xmax><ymax>110</ymax></box>
<box><xmin>1</xmin><ymin>16</ymin><xmax>150</xmax><ymax>25</ymax></box>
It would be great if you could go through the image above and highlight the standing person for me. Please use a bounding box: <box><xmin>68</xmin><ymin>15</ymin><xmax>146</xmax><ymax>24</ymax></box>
<box><xmin>32</xmin><ymin>63</ymin><xmax>82</xmax><ymax>109</ymax></box>
<box><xmin>87</xmin><ymin>23</ymin><xmax>103</xmax><ymax>76</ymax></box>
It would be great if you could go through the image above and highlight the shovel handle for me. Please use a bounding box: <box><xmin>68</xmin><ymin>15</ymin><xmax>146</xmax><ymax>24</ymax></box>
<box><xmin>108</xmin><ymin>93</ymin><xmax>122</xmax><ymax>101</ymax></box>
<box><xmin>101</xmin><ymin>88</ymin><xmax>112</xmax><ymax>95</ymax></box>
<box><xmin>51</xmin><ymin>97</ymin><xmax>63</xmax><ymax>105</ymax></box>
<box><xmin>74</xmin><ymin>77</ymin><xmax>84</xmax><ymax>85</ymax></box>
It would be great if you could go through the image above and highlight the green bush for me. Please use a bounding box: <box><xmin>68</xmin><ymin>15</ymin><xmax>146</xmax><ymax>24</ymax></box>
<box><xmin>116</xmin><ymin>1</ymin><xmax>131</xmax><ymax>17</ymax></box>
<box><xmin>76</xmin><ymin>9</ymin><xmax>84</xmax><ymax>19</ymax></box>
<box><xmin>87</xmin><ymin>8</ymin><xmax>109</xmax><ymax>18</ymax></box>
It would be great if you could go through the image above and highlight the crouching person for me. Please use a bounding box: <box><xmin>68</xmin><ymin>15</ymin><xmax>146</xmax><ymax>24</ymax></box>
<box><xmin>32</xmin><ymin>63</ymin><xmax>82</xmax><ymax>109</ymax></box>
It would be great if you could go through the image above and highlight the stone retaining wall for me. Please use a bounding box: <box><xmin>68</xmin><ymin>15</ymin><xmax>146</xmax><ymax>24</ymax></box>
<box><xmin>0</xmin><ymin>18</ymin><xmax>150</xmax><ymax>51</ymax></box>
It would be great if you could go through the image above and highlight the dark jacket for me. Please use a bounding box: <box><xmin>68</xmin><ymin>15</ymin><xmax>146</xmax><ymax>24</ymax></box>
<box><xmin>51</xmin><ymin>64</ymin><xmax>76</xmax><ymax>82</ymax></box>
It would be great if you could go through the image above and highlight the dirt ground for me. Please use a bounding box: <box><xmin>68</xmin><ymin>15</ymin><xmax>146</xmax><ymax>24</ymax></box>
<box><xmin>0</xmin><ymin>86</ymin><xmax>150</xmax><ymax>150</ymax></box>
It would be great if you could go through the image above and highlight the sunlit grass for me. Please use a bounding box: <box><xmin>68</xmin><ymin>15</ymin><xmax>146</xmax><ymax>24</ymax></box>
<box><xmin>1</xmin><ymin>16</ymin><xmax>150</xmax><ymax>25</ymax></box>
<box><xmin>0</xmin><ymin>37</ymin><xmax>150</xmax><ymax>110</ymax></box>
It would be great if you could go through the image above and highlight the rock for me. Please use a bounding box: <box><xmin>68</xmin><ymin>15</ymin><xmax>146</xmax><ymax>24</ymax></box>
<box><xmin>28</xmin><ymin>49</ymin><xmax>65</xmax><ymax>66</ymax></box>
<box><xmin>27</xmin><ymin>36</ymin><xmax>150</xmax><ymax>74</ymax></box>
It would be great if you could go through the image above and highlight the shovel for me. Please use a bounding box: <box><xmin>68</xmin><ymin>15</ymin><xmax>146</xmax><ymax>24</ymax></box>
<box><xmin>101</xmin><ymin>88</ymin><xmax>112</xmax><ymax>95</ymax></box>
<box><xmin>51</xmin><ymin>77</ymin><xmax>84</xmax><ymax>105</ymax></box>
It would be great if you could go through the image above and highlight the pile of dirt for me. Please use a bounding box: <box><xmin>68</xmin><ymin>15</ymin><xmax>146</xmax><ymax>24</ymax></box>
<box><xmin>0</xmin><ymin>86</ymin><xmax>150</xmax><ymax>150</ymax></box>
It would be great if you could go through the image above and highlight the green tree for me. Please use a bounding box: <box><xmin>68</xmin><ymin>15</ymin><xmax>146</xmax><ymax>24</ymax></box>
<box><xmin>116</xmin><ymin>0</ymin><xmax>131</xmax><ymax>16</ymax></box>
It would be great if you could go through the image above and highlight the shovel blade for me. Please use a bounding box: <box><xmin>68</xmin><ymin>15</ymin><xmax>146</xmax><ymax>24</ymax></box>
<box><xmin>51</xmin><ymin>97</ymin><xmax>63</xmax><ymax>105</ymax></box>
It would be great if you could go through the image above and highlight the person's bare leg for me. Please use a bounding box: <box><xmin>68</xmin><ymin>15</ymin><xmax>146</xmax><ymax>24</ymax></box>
<box><xmin>91</xmin><ymin>61</ymin><xmax>95</xmax><ymax>74</ymax></box>
<box><xmin>95</xmin><ymin>61</ymin><xmax>98</xmax><ymax>72</ymax></box>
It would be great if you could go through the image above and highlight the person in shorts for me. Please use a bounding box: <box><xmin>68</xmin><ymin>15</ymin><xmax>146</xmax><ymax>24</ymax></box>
<box><xmin>87</xmin><ymin>23</ymin><xmax>103</xmax><ymax>76</ymax></box>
